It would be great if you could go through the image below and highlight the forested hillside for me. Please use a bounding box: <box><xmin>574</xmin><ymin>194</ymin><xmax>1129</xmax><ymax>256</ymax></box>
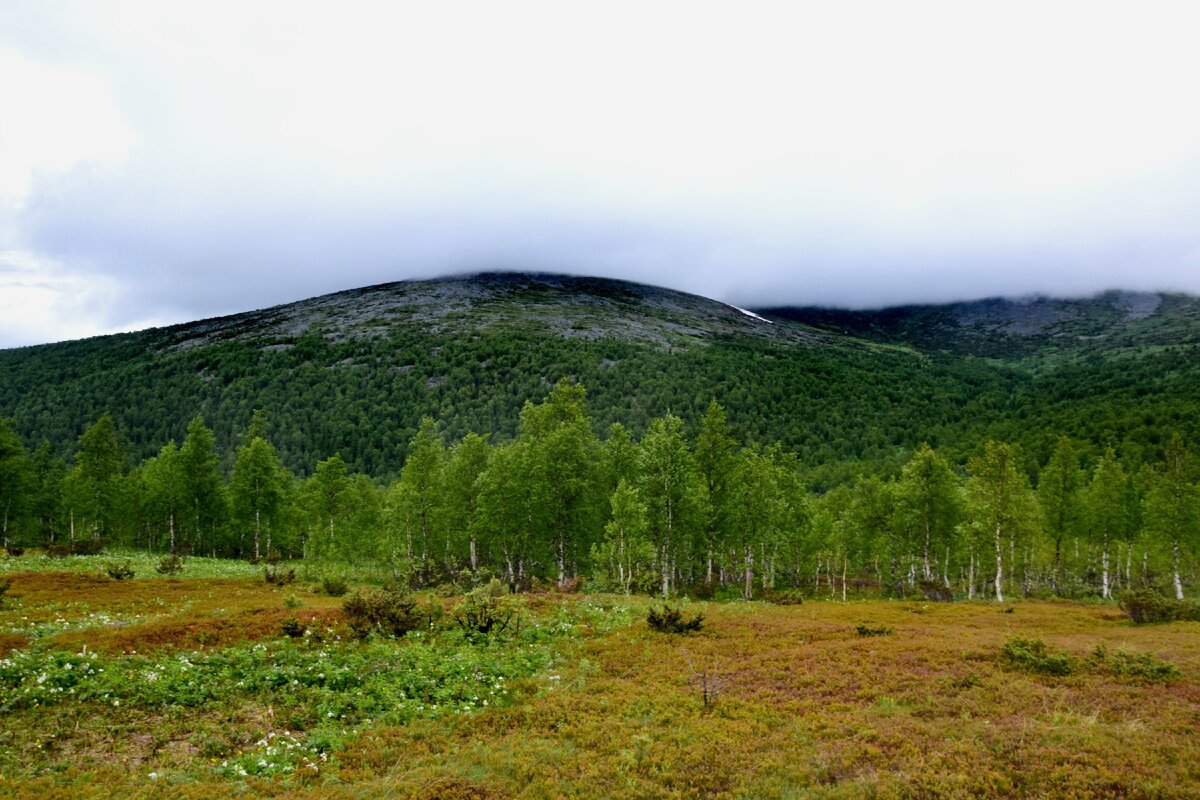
<box><xmin>2</xmin><ymin>274</ymin><xmax>1198</xmax><ymax>486</ymax></box>
<box><xmin>2</xmin><ymin>274</ymin><xmax>1200</xmax><ymax>602</ymax></box>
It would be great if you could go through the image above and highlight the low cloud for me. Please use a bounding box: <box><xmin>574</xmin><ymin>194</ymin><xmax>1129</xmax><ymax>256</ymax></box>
<box><xmin>3</xmin><ymin>2</ymin><xmax>1200</xmax><ymax>346</ymax></box>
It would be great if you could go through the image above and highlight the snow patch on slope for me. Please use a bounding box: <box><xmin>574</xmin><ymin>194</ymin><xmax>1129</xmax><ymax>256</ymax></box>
<box><xmin>729</xmin><ymin>304</ymin><xmax>773</xmax><ymax>324</ymax></box>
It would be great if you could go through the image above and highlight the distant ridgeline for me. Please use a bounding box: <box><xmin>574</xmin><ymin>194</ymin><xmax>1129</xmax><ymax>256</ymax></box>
<box><xmin>0</xmin><ymin>274</ymin><xmax>1199</xmax><ymax>597</ymax></box>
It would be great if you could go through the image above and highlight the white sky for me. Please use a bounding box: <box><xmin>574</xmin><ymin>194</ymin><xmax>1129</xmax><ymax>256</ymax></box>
<box><xmin>3</xmin><ymin>1</ymin><xmax>1200</xmax><ymax>346</ymax></box>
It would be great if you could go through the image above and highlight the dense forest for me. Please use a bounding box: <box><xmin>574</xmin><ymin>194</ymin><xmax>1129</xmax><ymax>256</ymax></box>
<box><xmin>2</xmin><ymin>378</ymin><xmax>1197</xmax><ymax>602</ymax></box>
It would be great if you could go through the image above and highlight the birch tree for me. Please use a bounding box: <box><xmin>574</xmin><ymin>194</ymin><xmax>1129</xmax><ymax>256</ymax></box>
<box><xmin>964</xmin><ymin>441</ymin><xmax>1039</xmax><ymax>603</ymax></box>
<box><xmin>638</xmin><ymin>413</ymin><xmax>701</xmax><ymax>597</ymax></box>
<box><xmin>1144</xmin><ymin>435</ymin><xmax>1199</xmax><ymax>600</ymax></box>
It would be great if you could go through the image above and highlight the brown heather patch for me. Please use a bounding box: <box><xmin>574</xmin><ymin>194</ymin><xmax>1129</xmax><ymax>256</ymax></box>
<box><xmin>50</xmin><ymin>607</ymin><xmax>345</xmax><ymax>654</ymax></box>
<box><xmin>0</xmin><ymin>571</ymin><xmax>347</xmax><ymax>635</ymax></box>
<box><xmin>0</xmin><ymin>631</ymin><xmax>28</xmax><ymax>655</ymax></box>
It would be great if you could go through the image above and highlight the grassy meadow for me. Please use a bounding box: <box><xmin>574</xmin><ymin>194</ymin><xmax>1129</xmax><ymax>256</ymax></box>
<box><xmin>1</xmin><ymin>552</ymin><xmax>1198</xmax><ymax>799</ymax></box>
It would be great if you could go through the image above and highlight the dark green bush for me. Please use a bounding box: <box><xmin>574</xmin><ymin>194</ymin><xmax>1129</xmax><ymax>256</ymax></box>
<box><xmin>264</xmin><ymin>565</ymin><xmax>296</xmax><ymax>586</ymax></box>
<box><xmin>5</xmin><ymin>546</ymin><xmax>24</xmax><ymax>557</ymax></box>
<box><xmin>763</xmin><ymin>588</ymin><xmax>804</xmax><ymax>605</ymax></box>
<box><xmin>647</xmin><ymin>604</ymin><xmax>704</xmax><ymax>634</ymax></box>
<box><xmin>1119</xmin><ymin>589</ymin><xmax>1200</xmax><ymax>624</ymax></box>
<box><xmin>1090</xmin><ymin>644</ymin><xmax>1180</xmax><ymax>682</ymax></box>
<box><xmin>45</xmin><ymin>544</ymin><xmax>71</xmax><ymax>558</ymax></box>
<box><xmin>342</xmin><ymin>584</ymin><xmax>421</xmax><ymax>639</ymax></box>
<box><xmin>685</xmin><ymin>580</ymin><xmax>717</xmax><ymax>600</ymax></box>
<box><xmin>856</xmin><ymin>623</ymin><xmax>892</xmax><ymax>637</ymax></box>
<box><xmin>70</xmin><ymin>539</ymin><xmax>104</xmax><ymax>556</ymax></box>
<box><xmin>1001</xmin><ymin>636</ymin><xmax>1074</xmax><ymax>676</ymax></box>
<box><xmin>321</xmin><ymin>575</ymin><xmax>349</xmax><ymax>597</ymax></box>
<box><xmin>917</xmin><ymin>579</ymin><xmax>953</xmax><ymax>602</ymax></box>
<box><xmin>104</xmin><ymin>560</ymin><xmax>135</xmax><ymax>580</ymax></box>
<box><xmin>280</xmin><ymin>616</ymin><xmax>306</xmax><ymax>638</ymax></box>
<box><xmin>156</xmin><ymin>554</ymin><xmax>184</xmax><ymax>576</ymax></box>
<box><xmin>453</xmin><ymin>583</ymin><xmax>514</xmax><ymax>640</ymax></box>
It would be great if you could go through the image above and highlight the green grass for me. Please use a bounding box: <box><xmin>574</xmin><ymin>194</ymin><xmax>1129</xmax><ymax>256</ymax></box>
<box><xmin>1</xmin><ymin>549</ymin><xmax>266</xmax><ymax>580</ymax></box>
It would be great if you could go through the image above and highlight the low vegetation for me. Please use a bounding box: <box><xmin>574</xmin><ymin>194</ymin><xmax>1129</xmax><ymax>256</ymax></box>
<box><xmin>646</xmin><ymin>604</ymin><xmax>704</xmax><ymax>634</ymax></box>
<box><xmin>0</xmin><ymin>571</ymin><xmax>1197</xmax><ymax>798</ymax></box>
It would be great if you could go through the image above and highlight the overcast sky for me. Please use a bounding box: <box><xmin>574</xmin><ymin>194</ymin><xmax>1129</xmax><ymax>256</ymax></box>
<box><xmin>3</xmin><ymin>1</ymin><xmax>1200</xmax><ymax>347</ymax></box>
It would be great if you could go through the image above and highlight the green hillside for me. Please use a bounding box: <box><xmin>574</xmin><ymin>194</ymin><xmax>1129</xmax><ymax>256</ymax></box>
<box><xmin>1</xmin><ymin>274</ymin><xmax>1198</xmax><ymax>484</ymax></box>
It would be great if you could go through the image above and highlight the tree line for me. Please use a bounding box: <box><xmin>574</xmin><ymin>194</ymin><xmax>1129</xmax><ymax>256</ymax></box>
<box><xmin>1</xmin><ymin>379</ymin><xmax>1197</xmax><ymax>601</ymax></box>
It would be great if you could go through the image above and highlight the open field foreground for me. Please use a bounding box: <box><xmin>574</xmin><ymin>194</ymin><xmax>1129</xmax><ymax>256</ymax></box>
<box><xmin>1</xmin><ymin>562</ymin><xmax>1198</xmax><ymax>799</ymax></box>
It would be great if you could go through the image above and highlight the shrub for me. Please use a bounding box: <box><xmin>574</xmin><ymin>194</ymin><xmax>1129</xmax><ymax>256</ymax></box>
<box><xmin>1001</xmin><ymin>636</ymin><xmax>1074</xmax><ymax>676</ymax></box>
<box><xmin>1090</xmin><ymin>644</ymin><xmax>1180</xmax><ymax>682</ymax></box>
<box><xmin>647</xmin><ymin>604</ymin><xmax>704</xmax><ymax>634</ymax></box>
<box><xmin>684</xmin><ymin>650</ymin><xmax>725</xmax><ymax>709</ymax></box>
<box><xmin>342</xmin><ymin>584</ymin><xmax>421</xmax><ymax>639</ymax></box>
<box><xmin>917</xmin><ymin>579</ymin><xmax>953</xmax><ymax>602</ymax></box>
<box><xmin>264</xmin><ymin>565</ymin><xmax>296</xmax><ymax>586</ymax></box>
<box><xmin>1119</xmin><ymin>589</ymin><xmax>1200</xmax><ymax>624</ymax></box>
<box><xmin>453</xmin><ymin>581</ymin><xmax>514</xmax><ymax>640</ymax></box>
<box><xmin>763</xmin><ymin>588</ymin><xmax>804</xmax><ymax>605</ymax></box>
<box><xmin>156</xmin><ymin>554</ymin><xmax>185</xmax><ymax>576</ymax></box>
<box><xmin>557</xmin><ymin>576</ymin><xmax>584</xmax><ymax>594</ymax></box>
<box><xmin>280</xmin><ymin>616</ymin><xmax>306</xmax><ymax>638</ymax></box>
<box><xmin>321</xmin><ymin>575</ymin><xmax>348</xmax><ymax>597</ymax></box>
<box><xmin>856</xmin><ymin>623</ymin><xmax>892</xmax><ymax>637</ymax></box>
<box><xmin>685</xmin><ymin>580</ymin><xmax>717</xmax><ymax>600</ymax></box>
<box><xmin>45</xmin><ymin>543</ymin><xmax>71</xmax><ymax>558</ymax></box>
<box><xmin>0</xmin><ymin>577</ymin><xmax>10</xmax><ymax>604</ymax></box>
<box><xmin>5</xmin><ymin>545</ymin><xmax>24</xmax><ymax>557</ymax></box>
<box><xmin>69</xmin><ymin>539</ymin><xmax>104</xmax><ymax>556</ymax></box>
<box><xmin>419</xmin><ymin>597</ymin><xmax>447</xmax><ymax>631</ymax></box>
<box><xmin>104</xmin><ymin>560</ymin><xmax>135</xmax><ymax>580</ymax></box>
<box><xmin>284</xmin><ymin>594</ymin><xmax>302</xmax><ymax>609</ymax></box>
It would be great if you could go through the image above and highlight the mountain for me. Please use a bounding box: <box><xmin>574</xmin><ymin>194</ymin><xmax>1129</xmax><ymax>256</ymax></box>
<box><xmin>761</xmin><ymin>290</ymin><xmax>1200</xmax><ymax>362</ymax></box>
<box><xmin>1</xmin><ymin>273</ymin><xmax>1198</xmax><ymax>486</ymax></box>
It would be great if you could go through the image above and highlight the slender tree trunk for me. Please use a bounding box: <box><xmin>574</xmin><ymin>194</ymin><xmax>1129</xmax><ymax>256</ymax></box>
<box><xmin>1174</xmin><ymin>538</ymin><xmax>1184</xmax><ymax>600</ymax></box>
<box><xmin>841</xmin><ymin>555</ymin><xmax>848</xmax><ymax>602</ymax></box>
<box><xmin>470</xmin><ymin>536</ymin><xmax>478</xmax><ymax>572</ymax></box>
<box><xmin>254</xmin><ymin>507</ymin><xmax>261</xmax><ymax>560</ymax></box>
<box><xmin>922</xmin><ymin>513</ymin><xmax>932</xmax><ymax>581</ymax></box>
<box><xmin>743</xmin><ymin>548</ymin><xmax>753</xmax><ymax>600</ymax></box>
<box><xmin>616</xmin><ymin>536</ymin><xmax>626</xmax><ymax>594</ymax></box>
<box><xmin>1101</xmin><ymin>533</ymin><xmax>1110</xmax><ymax>599</ymax></box>
<box><xmin>968</xmin><ymin>547</ymin><xmax>976</xmax><ymax>600</ymax></box>
<box><xmin>660</xmin><ymin>540</ymin><xmax>670</xmax><ymax>598</ymax></box>
<box><xmin>557</xmin><ymin>537</ymin><xmax>566</xmax><ymax>587</ymax></box>
<box><xmin>994</xmin><ymin>522</ymin><xmax>1005</xmax><ymax>603</ymax></box>
<box><xmin>169</xmin><ymin>511</ymin><xmax>176</xmax><ymax>554</ymax></box>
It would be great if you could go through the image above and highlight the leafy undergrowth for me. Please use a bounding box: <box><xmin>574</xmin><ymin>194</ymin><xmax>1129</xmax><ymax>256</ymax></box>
<box><xmin>2</xmin><ymin>581</ymin><xmax>1199</xmax><ymax>799</ymax></box>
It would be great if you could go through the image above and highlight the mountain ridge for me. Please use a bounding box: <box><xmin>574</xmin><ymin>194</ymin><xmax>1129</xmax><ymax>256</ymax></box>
<box><xmin>2</xmin><ymin>272</ymin><xmax>1198</xmax><ymax>485</ymax></box>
